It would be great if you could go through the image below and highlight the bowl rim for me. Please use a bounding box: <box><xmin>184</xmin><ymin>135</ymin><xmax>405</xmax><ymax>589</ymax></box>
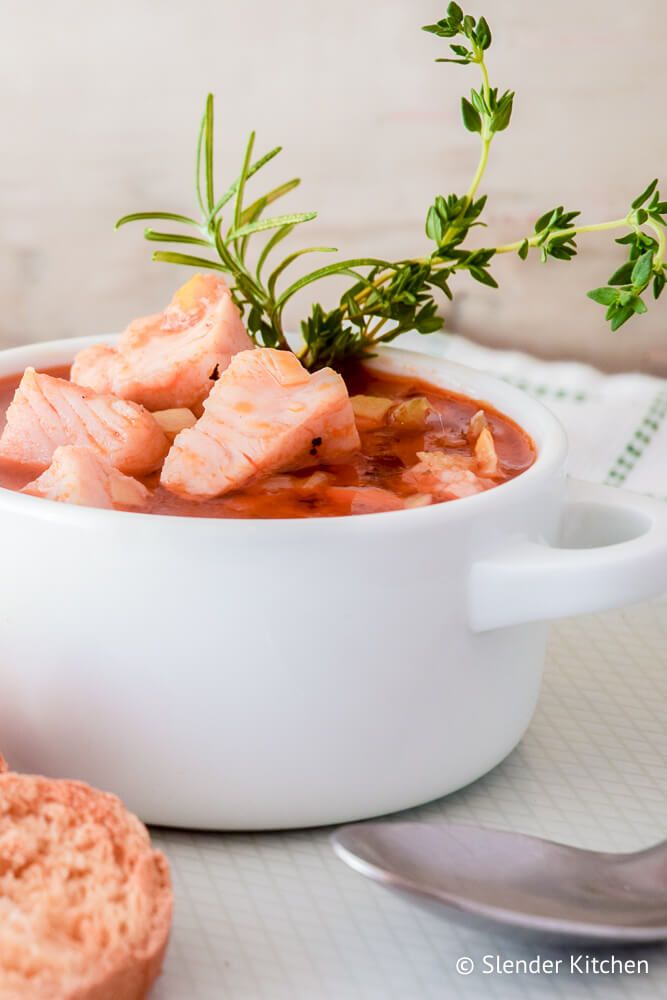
<box><xmin>0</xmin><ymin>335</ymin><xmax>568</xmax><ymax>530</ymax></box>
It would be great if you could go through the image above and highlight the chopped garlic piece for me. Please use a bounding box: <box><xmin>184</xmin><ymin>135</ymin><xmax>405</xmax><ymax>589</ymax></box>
<box><xmin>390</xmin><ymin>396</ymin><xmax>433</xmax><ymax>430</ymax></box>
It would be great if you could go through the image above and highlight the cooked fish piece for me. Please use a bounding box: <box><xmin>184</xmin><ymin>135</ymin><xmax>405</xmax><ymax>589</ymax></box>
<box><xmin>71</xmin><ymin>274</ymin><xmax>253</xmax><ymax>411</ymax></box>
<box><xmin>70</xmin><ymin>343</ymin><xmax>118</xmax><ymax>397</ymax></box>
<box><xmin>403</xmin><ymin>450</ymin><xmax>495</xmax><ymax>499</ymax></box>
<box><xmin>22</xmin><ymin>445</ymin><xmax>149</xmax><ymax>510</ymax></box>
<box><xmin>161</xmin><ymin>348</ymin><xmax>361</xmax><ymax>499</ymax></box>
<box><xmin>0</xmin><ymin>368</ymin><xmax>168</xmax><ymax>476</ymax></box>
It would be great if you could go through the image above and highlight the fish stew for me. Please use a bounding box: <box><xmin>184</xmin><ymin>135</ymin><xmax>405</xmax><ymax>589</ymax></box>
<box><xmin>0</xmin><ymin>364</ymin><xmax>535</xmax><ymax>518</ymax></box>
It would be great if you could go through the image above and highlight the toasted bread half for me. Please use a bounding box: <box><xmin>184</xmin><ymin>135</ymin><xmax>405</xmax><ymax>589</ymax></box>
<box><xmin>0</xmin><ymin>765</ymin><xmax>173</xmax><ymax>999</ymax></box>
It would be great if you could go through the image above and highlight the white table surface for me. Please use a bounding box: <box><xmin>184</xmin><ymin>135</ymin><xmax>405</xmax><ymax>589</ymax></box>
<box><xmin>151</xmin><ymin>595</ymin><xmax>667</xmax><ymax>999</ymax></box>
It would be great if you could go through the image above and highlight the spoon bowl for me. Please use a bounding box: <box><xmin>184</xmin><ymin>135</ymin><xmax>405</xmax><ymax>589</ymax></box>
<box><xmin>332</xmin><ymin>822</ymin><xmax>667</xmax><ymax>943</ymax></box>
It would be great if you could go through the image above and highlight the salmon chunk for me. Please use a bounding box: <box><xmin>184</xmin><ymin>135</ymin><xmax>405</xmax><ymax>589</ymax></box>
<box><xmin>161</xmin><ymin>348</ymin><xmax>361</xmax><ymax>499</ymax></box>
<box><xmin>22</xmin><ymin>445</ymin><xmax>149</xmax><ymax>510</ymax></box>
<box><xmin>403</xmin><ymin>451</ymin><xmax>495</xmax><ymax>499</ymax></box>
<box><xmin>70</xmin><ymin>274</ymin><xmax>253</xmax><ymax>411</ymax></box>
<box><xmin>0</xmin><ymin>368</ymin><xmax>169</xmax><ymax>476</ymax></box>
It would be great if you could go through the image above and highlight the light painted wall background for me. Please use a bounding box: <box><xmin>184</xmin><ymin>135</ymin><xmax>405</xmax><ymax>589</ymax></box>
<box><xmin>1</xmin><ymin>0</ymin><xmax>666</xmax><ymax>371</ymax></box>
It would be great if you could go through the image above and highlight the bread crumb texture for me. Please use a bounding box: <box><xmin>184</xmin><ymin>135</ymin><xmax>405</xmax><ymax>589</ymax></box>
<box><xmin>0</xmin><ymin>771</ymin><xmax>172</xmax><ymax>1000</ymax></box>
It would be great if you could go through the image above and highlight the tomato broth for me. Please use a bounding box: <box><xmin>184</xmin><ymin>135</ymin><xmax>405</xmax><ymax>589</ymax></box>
<box><xmin>0</xmin><ymin>365</ymin><xmax>535</xmax><ymax>518</ymax></box>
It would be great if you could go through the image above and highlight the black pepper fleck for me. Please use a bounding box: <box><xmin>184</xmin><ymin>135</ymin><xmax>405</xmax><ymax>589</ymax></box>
<box><xmin>311</xmin><ymin>436</ymin><xmax>322</xmax><ymax>447</ymax></box>
<box><xmin>209</xmin><ymin>364</ymin><xmax>220</xmax><ymax>381</ymax></box>
<box><xmin>309</xmin><ymin>448</ymin><xmax>317</xmax><ymax>456</ymax></box>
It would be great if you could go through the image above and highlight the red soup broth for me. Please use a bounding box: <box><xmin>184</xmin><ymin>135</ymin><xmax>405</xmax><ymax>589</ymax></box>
<box><xmin>0</xmin><ymin>365</ymin><xmax>535</xmax><ymax>518</ymax></box>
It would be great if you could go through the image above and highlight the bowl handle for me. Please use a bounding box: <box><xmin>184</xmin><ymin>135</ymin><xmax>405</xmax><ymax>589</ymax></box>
<box><xmin>469</xmin><ymin>478</ymin><xmax>667</xmax><ymax>632</ymax></box>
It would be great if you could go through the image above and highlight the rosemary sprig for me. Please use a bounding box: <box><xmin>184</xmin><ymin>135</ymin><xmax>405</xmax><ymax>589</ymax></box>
<box><xmin>116</xmin><ymin>102</ymin><xmax>396</xmax><ymax>358</ymax></box>
<box><xmin>117</xmin><ymin>3</ymin><xmax>667</xmax><ymax>370</ymax></box>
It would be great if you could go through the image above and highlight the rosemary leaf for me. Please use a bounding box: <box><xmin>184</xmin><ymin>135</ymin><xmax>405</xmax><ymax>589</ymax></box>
<box><xmin>143</xmin><ymin>229</ymin><xmax>210</xmax><ymax>247</ymax></box>
<box><xmin>213</xmin><ymin>219</ymin><xmax>244</xmax><ymax>275</ymax></box>
<box><xmin>233</xmin><ymin>131</ymin><xmax>256</xmax><ymax>242</ymax></box>
<box><xmin>195</xmin><ymin>108</ymin><xmax>206</xmax><ymax>216</ymax></box>
<box><xmin>276</xmin><ymin>259</ymin><xmax>394</xmax><ymax>309</ymax></box>
<box><xmin>209</xmin><ymin>145</ymin><xmax>283</xmax><ymax>220</ymax></box>
<box><xmin>267</xmin><ymin>246</ymin><xmax>338</xmax><ymax>300</ymax></box>
<box><xmin>152</xmin><ymin>251</ymin><xmax>226</xmax><ymax>271</ymax></box>
<box><xmin>239</xmin><ymin>178</ymin><xmax>301</xmax><ymax>228</ymax></box>
<box><xmin>229</xmin><ymin>211</ymin><xmax>317</xmax><ymax>241</ymax></box>
<box><xmin>205</xmin><ymin>94</ymin><xmax>215</xmax><ymax>213</ymax></box>
<box><xmin>256</xmin><ymin>224</ymin><xmax>295</xmax><ymax>280</ymax></box>
<box><xmin>115</xmin><ymin>211</ymin><xmax>198</xmax><ymax>230</ymax></box>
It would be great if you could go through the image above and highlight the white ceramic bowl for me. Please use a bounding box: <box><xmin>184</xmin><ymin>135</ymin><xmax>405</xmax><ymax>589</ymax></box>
<box><xmin>0</xmin><ymin>336</ymin><xmax>666</xmax><ymax>830</ymax></box>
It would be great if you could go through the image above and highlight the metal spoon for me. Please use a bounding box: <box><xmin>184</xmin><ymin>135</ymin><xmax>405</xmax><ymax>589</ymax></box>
<box><xmin>332</xmin><ymin>822</ymin><xmax>667</xmax><ymax>943</ymax></box>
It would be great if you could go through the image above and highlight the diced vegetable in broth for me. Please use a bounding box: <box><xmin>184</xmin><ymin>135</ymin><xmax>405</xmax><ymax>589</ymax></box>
<box><xmin>152</xmin><ymin>408</ymin><xmax>197</xmax><ymax>440</ymax></box>
<box><xmin>390</xmin><ymin>396</ymin><xmax>433</xmax><ymax>430</ymax></box>
<box><xmin>403</xmin><ymin>493</ymin><xmax>433</xmax><ymax>509</ymax></box>
<box><xmin>351</xmin><ymin>395</ymin><xmax>394</xmax><ymax>430</ymax></box>
<box><xmin>468</xmin><ymin>409</ymin><xmax>488</xmax><ymax>441</ymax></box>
<box><xmin>474</xmin><ymin>427</ymin><xmax>499</xmax><ymax>476</ymax></box>
<box><xmin>466</xmin><ymin>408</ymin><xmax>499</xmax><ymax>476</ymax></box>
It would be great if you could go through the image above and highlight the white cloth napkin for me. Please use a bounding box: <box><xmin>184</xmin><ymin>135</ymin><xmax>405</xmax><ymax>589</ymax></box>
<box><xmin>398</xmin><ymin>330</ymin><xmax>667</xmax><ymax>500</ymax></box>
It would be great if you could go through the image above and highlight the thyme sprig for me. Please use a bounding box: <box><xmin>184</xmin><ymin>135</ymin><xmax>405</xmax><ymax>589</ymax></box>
<box><xmin>117</xmin><ymin>4</ymin><xmax>667</xmax><ymax>370</ymax></box>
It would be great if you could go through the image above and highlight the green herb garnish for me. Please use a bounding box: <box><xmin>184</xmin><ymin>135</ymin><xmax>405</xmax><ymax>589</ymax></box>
<box><xmin>117</xmin><ymin>4</ymin><xmax>667</xmax><ymax>370</ymax></box>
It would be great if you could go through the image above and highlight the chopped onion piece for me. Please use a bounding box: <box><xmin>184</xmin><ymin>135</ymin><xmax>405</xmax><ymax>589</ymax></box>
<box><xmin>390</xmin><ymin>396</ymin><xmax>433</xmax><ymax>430</ymax></box>
<box><xmin>299</xmin><ymin>471</ymin><xmax>332</xmax><ymax>490</ymax></box>
<box><xmin>403</xmin><ymin>493</ymin><xmax>432</xmax><ymax>508</ymax></box>
<box><xmin>468</xmin><ymin>409</ymin><xmax>488</xmax><ymax>441</ymax></box>
<box><xmin>152</xmin><ymin>407</ymin><xmax>197</xmax><ymax>438</ymax></box>
<box><xmin>474</xmin><ymin>426</ymin><xmax>499</xmax><ymax>476</ymax></box>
